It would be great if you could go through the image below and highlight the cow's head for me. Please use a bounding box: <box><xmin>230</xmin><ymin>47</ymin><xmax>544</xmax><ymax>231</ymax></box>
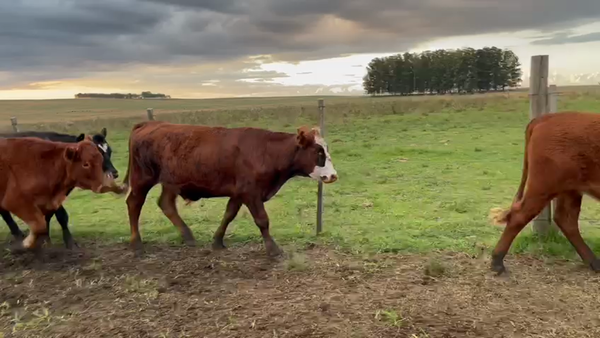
<box><xmin>295</xmin><ymin>126</ymin><xmax>338</xmax><ymax>184</ymax></box>
<box><xmin>76</xmin><ymin>127</ymin><xmax>118</xmax><ymax>179</ymax></box>
<box><xmin>64</xmin><ymin>140</ymin><xmax>105</xmax><ymax>193</ymax></box>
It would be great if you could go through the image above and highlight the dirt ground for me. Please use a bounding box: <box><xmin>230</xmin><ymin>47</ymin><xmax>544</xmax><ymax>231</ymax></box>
<box><xmin>1</xmin><ymin>240</ymin><xmax>600</xmax><ymax>338</ymax></box>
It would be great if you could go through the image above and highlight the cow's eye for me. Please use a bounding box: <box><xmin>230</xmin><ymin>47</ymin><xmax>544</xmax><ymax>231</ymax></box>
<box><xmin>317</xmin><ymin>149</ymin><xmax>326</xmax><ymax>166</ymax></box>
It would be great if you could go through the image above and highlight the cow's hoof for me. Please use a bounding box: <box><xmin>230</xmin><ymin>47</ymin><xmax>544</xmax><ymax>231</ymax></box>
<box><xmin>64</xmin><ymin>240</ymin><xmax>80</xmax><ymax>250</ymax></box>
<box><xmin>212</xmin><ymin>240</ymin><xmax>227</xmax><ymax>250</ymax></box>
<box><xmin>130</xmin><ymin>239</ymin><xmax>143</xmax><ymax>253</ymax></box>
<box><xmin>266</xmin><ymin>243</ymin><xmax>283</xmax><ymax>257</ymax></box>
<box><xmin>180</xmin><ymin>230</ymin><xmax>196</xmax><ymax>247</ymax></box>
<box><xmin>491</xmin><ymin>262</ymin><xmax>506</xmax><ymax>275</ymax></box>
<box><xmin>183</xmin><ymin>238</ymin><xmax>196</xmax><ymax>247</ymax></box>
<box><xmin>590</xmin><ymin>259</ymin><xmax>600</xmax><ymax>272</ymax></box>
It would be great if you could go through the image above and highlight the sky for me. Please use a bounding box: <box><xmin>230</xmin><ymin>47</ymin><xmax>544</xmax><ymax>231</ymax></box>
<box><xmin>1</xmin><ymin>0</ymin><xmax>600</xmax><ymax>99</ymax></box>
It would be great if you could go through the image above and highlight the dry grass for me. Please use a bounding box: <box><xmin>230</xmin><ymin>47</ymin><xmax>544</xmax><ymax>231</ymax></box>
<box><xmin>2</xmin><ymin>242</ymin><xmax>600</xmax><ymax>337</ymax></box>
<box><xmin>0</xmin><ymin>91</ymin><xmax>532</xmax><ymax>131</ymax></box>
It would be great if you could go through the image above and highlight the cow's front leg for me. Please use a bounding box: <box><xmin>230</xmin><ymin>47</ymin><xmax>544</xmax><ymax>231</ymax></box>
<box><xmin>10</xmin><ymin>206</ymin><xmax>48</xmax><ymax>253</ymax></box>
<box><xmin>53</xmin><ymin>206</ymin><xmax>78</xmax><ymax>249</ymax></box>
<box><xmin>244</xmin><ymin>198</ymin><xmax>283</xmax><ymax>257</ymax></box>
<box><xmin>213</xmin><ymin>198</ymin><xmax>242</xmax><ymax>250</ymax></box>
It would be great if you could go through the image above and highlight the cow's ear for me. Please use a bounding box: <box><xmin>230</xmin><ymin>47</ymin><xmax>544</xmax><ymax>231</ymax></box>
<box><xmin>64</xmin><ymin>146</ymin><xmax>79</xmax><ymax>162</ymax></box>
<box><xmin>76</xmin><ymin>133</ymin><xmax>85</xmax><ymax>142</ymax></box>
<box><xmin>101</xmin><ymin>127</ymin><xmax>107</xmax><ymax>137</ymax></box>
<box><xmin>296</xmin><ymin>126</ymin><xmax>313</xmax><ymax>148</ymax></box>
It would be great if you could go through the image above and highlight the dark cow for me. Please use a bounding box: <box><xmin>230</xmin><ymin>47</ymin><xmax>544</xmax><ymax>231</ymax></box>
<box><xmin>121</xmin><ymin>121</ymin><xmax>338</xmax><ymax>256</ymax></box>
<box><xmin>0</xmin><ymin>137</ymin><xmax>120</xmax><ymax>250</ymax></box>
<box><xmin>0</xmin><ymin>128</ymin><xmax>118</xmax><ymax>248</ymax></box>
<box><xmin>491</xmin><ymin>111</ymin><xmax>600</xmax><ymax>274</ymax></box>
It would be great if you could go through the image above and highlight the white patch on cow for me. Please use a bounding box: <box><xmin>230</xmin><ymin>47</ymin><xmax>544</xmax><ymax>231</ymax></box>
<box><xmin>23</xmin><ymin>234</ymin><xmax>35</xmax><ymax>249</ymax></box>
<box><xmin>98</xmin><ymin>143</ymin><xmax>108</xmax><ymax>153</ymax></box>
<box><xmin>308</xmin><ymin>136</ymin><xmax>338</xmax><ymax>183</ymax></box>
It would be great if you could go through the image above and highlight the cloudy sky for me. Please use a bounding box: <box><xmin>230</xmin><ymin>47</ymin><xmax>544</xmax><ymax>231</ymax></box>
<box><xmin>1</xmin><ymin>0</ymin><xmax>600</xmax><ymax>99</ymax></box>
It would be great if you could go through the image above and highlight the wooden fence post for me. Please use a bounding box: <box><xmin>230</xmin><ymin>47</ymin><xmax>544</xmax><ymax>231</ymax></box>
<box><xmin>316</xmin><ymin>99</ymin><xmax>325</xmax><ymax>235</ymax></box>
<box><xmin>10</xmin><ymin>117</ymin><xmax>18</xmax><ymax>132</ymax></box>
<box><xmin>147</xmin><ymin>108</ymin><xmax>155</xmax><ymax>120</ymax></box>
<box><xmin>529</xmin><ymin>55</ymin><xmax>556</xmax><ymax>235</ymax></box>
<box><xmin>548</xmin><ymin>84</ymin><xmax>559</xmax><ymax>228</ymax></box>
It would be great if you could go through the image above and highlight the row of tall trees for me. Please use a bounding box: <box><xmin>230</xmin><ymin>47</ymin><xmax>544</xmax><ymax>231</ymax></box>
<box><xmin>362</xmin><ymin>47</ymin><xmax>522</xmax><ymax>95</ymax></box>
<box><xmin>74</xmin><ymin>91</ymin><xmax>171</xmax><ymax>99</ymax></box>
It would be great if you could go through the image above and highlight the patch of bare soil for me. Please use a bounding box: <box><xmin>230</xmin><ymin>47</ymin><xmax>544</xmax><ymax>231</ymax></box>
<box><xmin>1</xmin><ymin>240</ymin><xmax>600</xmax><ymax>338</ymax></box>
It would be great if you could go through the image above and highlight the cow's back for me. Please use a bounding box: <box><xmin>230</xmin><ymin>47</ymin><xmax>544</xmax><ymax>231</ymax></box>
<box><xmin>528</xmin><ymin>111</ymin><xmax>600</xmax><ymax>184</ymax></box>
<box><xmin>129</xmin><ymin>122</ymin><xmax>285</xmax><ymax>195</ymax></box>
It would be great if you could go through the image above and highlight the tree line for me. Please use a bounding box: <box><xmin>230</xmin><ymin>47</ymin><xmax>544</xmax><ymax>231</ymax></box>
<box><xmin>362</xmin><ymin>47</ymin><xmax>522</xmax><ymax>96</ymax></box>
<box><xmin>74</xmin><ymin>91</ymin><xmax>171</xmax><ymax>99</ymax></box>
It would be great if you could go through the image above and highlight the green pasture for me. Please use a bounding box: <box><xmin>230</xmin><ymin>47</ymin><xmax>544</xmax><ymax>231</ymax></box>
<box><xmin>3</xmin><ymin>90</ymin><xmax>600</xmax><ymax>260</ymax></box>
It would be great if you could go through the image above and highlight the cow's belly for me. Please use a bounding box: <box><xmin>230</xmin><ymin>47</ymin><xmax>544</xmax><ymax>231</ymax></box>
<box><xmin>37</xmin><ymin>194</ymin><xmax>67</xmax><ymax>213</ymax></box>
<box><xmin>176</xmin><ymin>182</ymin><xmax>236</xmax><ymax>201</ymax></box>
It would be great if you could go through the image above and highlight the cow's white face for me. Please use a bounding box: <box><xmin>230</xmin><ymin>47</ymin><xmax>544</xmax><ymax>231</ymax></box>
<box><xmin>308</xmin><ymin>135</ymin><xmax>337</xmax><ymax>184</ymax></box>
<box><xmin>296</xmin><ymin>126</ymin><xmax>339</xmax><ymax>184</ymax></box>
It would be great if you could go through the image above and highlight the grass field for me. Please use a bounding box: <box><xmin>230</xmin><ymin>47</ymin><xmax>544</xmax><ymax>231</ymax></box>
<box><xmin>3</xmin><ymin>88</ymin><xmax>600</xmax><ymax>258</ymax></box>
<box><xmin>3</xmin><ymin>89</ymin><xmax>600</xmax><ymax>336</ymax></box>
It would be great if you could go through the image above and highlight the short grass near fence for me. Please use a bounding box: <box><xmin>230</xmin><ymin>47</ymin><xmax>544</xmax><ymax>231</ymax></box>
<box><xmin>3</xmin><ymin>90</ymin><xmax>600</xmax><ymax>261</ymax></box>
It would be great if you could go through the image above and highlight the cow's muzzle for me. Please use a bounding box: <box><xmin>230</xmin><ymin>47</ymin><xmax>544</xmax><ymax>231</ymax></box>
<box><xmin>321</xmin><ymin>174</ymin><xmax>338</xmax><ymax>184</ymax></box>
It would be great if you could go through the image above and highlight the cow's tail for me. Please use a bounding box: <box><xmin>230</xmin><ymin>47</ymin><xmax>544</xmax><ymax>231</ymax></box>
<box><xmin>489</xmin><ymin>117</ymin><xmax>538</xmax><ymax>226</ymax></box>
<box><xmin>120</xmin><ymin>121</ymin><xmax>150</xmax><ymax>194</ymax></box>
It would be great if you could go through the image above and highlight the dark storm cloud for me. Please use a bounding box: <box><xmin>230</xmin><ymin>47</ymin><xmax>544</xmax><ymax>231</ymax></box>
<box><xmin>2</xmin><ymin>0</ymin><xmax>600</xmax><ymax>86</ymax></box>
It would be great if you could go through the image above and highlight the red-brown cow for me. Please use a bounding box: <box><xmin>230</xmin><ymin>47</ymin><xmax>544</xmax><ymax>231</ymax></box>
<box><xmin>0</xmin><ymin>136</ymin><xmax>125</xmax><ymax>250</ymax></box>
<box><xmin>491</xmin><ymin>111</ymin><xmax>600</xmax><ymax>274</ymax></box>
<box><xmin>121</xmin><ymin>121</ymin><xmax>338</xmax><ymax>256</ymax></box>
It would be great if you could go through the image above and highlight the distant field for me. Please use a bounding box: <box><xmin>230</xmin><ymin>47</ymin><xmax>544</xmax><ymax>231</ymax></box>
<box><xmin>0</xmin><ymin>84</ymin><xmax>598</xmax><ymax>129</ymax></box>
<box><xmin>0</xmin><ymin>95</ymin><xmax>363</xmax><ymax>128</ymax></box>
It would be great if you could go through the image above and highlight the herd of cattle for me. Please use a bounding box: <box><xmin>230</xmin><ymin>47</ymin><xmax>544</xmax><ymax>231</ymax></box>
<box><xmin>2</xmin><ymin>111</ymin><xmax>600</xmax><ymax>275</ymax></box>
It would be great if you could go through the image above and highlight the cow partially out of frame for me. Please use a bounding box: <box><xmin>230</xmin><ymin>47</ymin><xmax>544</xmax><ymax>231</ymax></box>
<box><xmin>0</xmin><ymin>137</ymin><xmax>125</xmax><ymax>251</ymax></box>
<box><xmin>121</xmin><ymin>121</ymin><xmax>338</xmax><ymax>256</ymax></box>
<box><xmin>0</xmin><ymin>128</ymin><xmax>119</xmax><ymax>248</ymax></box>
<box><xmin>491</xmin><ymin>111</ymin><xmax>600</xmax><ymax>274</ymax></box>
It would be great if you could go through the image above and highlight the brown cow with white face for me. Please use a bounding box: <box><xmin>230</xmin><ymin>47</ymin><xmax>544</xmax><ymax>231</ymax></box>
<box><xmin>0</xmin><ymin>137</ymin><xmax>117</xmax><ymax>250</ymax></box>
<box><xmin>121</xmin><ymin>121</ymin><xmax>338</xmax><ymax>256</ymax></box>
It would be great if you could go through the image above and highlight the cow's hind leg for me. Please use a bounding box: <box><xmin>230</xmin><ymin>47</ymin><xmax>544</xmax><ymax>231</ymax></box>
<box><xmin>245</xmin><ymin>198</ymin><xmax>282</xmax><ymax>257</ymax></box>
<box><xmin>1</xmin><ymin>210</ymin><xmax>25</xmax><ymax>240</ymax></box>
<box><xmin>157</xmin><ymin>186</ymin><xmax>196</xmax><ymax>246</ymax></box>
<box><xmin>212</xmin><ymin>198</ymin><xmax>242</xmax><ymax>250</ymax></box>
<box><xmin>491</xmin><ymin>190</ymin><xmax>551</xmax><ymax>274</ymax></box>
<box><xmin>126</xmin><ymin>183</ymin><xmax>153</xmax><ymax>251</ymax></box>
<box><xmin>554</xmin><ymin>191</ymin><xmax>600</xmax><ymax>271</ymax></box>
<box><xmin>44</xmin><ymin>211</ymin><xmax>55</xmax><ymax>247</ymax></box>
<box><xmin>53</xmin><ymin>206</ymin><xmax>77</xmax><ymax>249</ymax></box>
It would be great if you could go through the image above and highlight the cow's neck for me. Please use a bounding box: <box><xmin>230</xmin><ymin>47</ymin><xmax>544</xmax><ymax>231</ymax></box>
<box><xmin>35</xmin><ymin>148</ymin><xmax>78</xmax><ymax>210</ymax></box>
<box><xmin>262</xmin><ymin>135</ymin><xmax>304</xmax><ymax>201</ymax></box>
<box><xmin>53</xmin><ymin>159</ymin><xmax>77</xmax><ymax>197</ymax></box>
